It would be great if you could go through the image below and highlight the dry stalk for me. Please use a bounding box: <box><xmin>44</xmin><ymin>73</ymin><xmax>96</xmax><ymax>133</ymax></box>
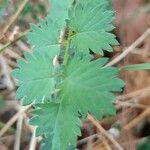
<box><xmin>88</xmin><ymin>114</ymin><xmax>124</xmax><ymax>150</ymax></box>
<box><xmin>115</xmin><ymin>101</ymin><xmax>148</xmax><ymax>109</ymax></box>
<box><xmin>123</xmin><ymin>108</ymin><xmax>150</xmax><ymax>130</ymax></box>
<box><xmin>0</xmin><ymin>0</ymin><xmax>29</xmax><ymax>40</ymax></box>
<box><xmin>0</xmin><ymin>104</ymin><xmax>31</xmax><ymax>137</ymax></box>
<box><xmin>29</xmin><ymin>127</ymin><xmax>37</xmax><ymax>150</ymax></box>
<box><xmin>0</xmin><ymin>31</ymin><xmax>28</xmax><ymax>53</ymax></box>
<box><xmin>14</xmin><ymin>114</ymin><xmax>23</xmax><ymax>150</ymax></box>
<box><xmin>0</xmin><ymin>55</ymin><xmax>14</xmax><ymax>90</ymax></box>
<box><xmin>78</xmin><ymin>134</ymin><xmax>100</xmax><ymax>146</ymax></box>
<box><xmin>117</xmin><ymin>87</ymin><xmax>150</xmax><ymax>101</ymax></box>
<box><xmin>102</xmin><ymin>136</ymin><xmax>112</xmax><ymax>150</ymax></box>
<box><xmin>106</xmin><ymin>27</ymin><xmax>150</xmax><ymax>67</ymax></box>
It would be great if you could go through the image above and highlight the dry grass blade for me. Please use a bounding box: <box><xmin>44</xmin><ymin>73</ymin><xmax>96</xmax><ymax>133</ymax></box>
<box><xmin>123</xmin><ymin>107</ymin><xmax>150</xmax><ymax>130</ymax></box>
<box><xmin>0</xmin><ymin>55</ymin><xmax>14</xmax><ymax>90</ymax></box>
<box><xmin>78</xmin><ymin>134</ymin><xmax>100</xmax><ymax>146</ymax></box>
<box><xmin>88</xmin><ymin>114</ymin><xmax>124</xmax><ymax>150</ymax></box>
<box><xmin>0</xmin><ymin>0</ymin><xmax>29</xmax><ymax>40</ymax></box>
<box><xmin>106</xmin><ymin>27</ymin><xmax>150</xmax><ymax>67</ymax></box>
<box><xmin>14</xmin><ymin>114</ymin><xmax>23</xmax><ymax>150</ymax></box>
<box><xmin>29</xmin><ymin>127</ymin><xmax>37</xmax><ymax>150</ymax></box>
<box><xmin>115</xmin><ymin>101</ymin><xmax>148</xmax><ymax>109</ymax></box>
<box><xmin>117</xmin><ymin>87</ymin><xmax>150</xmax><ymax>101</ymax></box>
<box><xmin>0</xmin><ymin>104</ymin><xmax>31</xmax><ymax>137</ymax></box>
<box><xmin>102</xmin><ymin>137</ymin><xmax>112</xmax><ymax>150</ymax></box>
<box><xmin>0</xmin><ymin>31</ymin><xmax>28</xmax><ymax>53</ymax></box>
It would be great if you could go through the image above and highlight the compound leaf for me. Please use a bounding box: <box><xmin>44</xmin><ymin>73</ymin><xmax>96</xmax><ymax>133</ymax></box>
<box><xmin>68</xmin><ymin>0</ymin><xmax>118</xmax><ymax>54</ymax></box>
<box><xmin>30</xmin><ymin>102</ymin><xmax>81</xmax><ymax>150</ymax></box>
<box><xmin>12</xmin><ymin>1</ymin><xmax>125</xmax><ymax>149</ymax></box>
<box><xmin>12</xmin><ymin>52</ymin><xmax>55</xmax><ymax>105</ymax></box>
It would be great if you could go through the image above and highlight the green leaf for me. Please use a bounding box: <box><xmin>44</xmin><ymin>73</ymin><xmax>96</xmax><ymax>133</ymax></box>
<box><xmin>79</xmin><ymin>0</ymin><xmax>108</xmax><ymax>8</ymax></box>
<box><xmin>0</xmin><ymin>8</ymin><xmax>4</xmax><ymax>17</ymax></box>
<box><xmin>48</xmin><ymin>0</ymin><xmax>73</xmax><ymax>27</ymax></box>
<box><xmin>120</xmin><ymin>63</ymin><xmax>150</xmax><ymax>71</ymax></box>
<box><xmin>68</xmin><ymin>0</ymin><xmax>118</xmax><ymax>55</ymax></box>
<box><xmin>137</xmin><ymin>136</ymin><xmax>150</xmax><ymax>150</ymax></box>
<box><xmin>0</xmin><ymin>0</ymin><xmax>9</xmax><ymax>18</ymax></box>
<box><xmin>60</xmin><ymin>57</ymin><xmax>124</xmax><ymax>119</ymax></box>
<box><xmin>39</xmin><ymin>134</ymin><xmax>52</xmax><ymax>150</ymax></box>
<box><xmin>0</xmin><ymin>95</ymin><xmax>4</xmax><ymax>110</ymax></box>
<box><xmin>30</xmin><ymin>102</ymin><xmax>81</xmax><ymax>150</ymax></box>
<box><xmin>12</xmin><ymin>52</ymin><xmax>55</xmax><ymax>105</ymax></box>
<box><xmin>27</xmin><ymin>18</ymin><xmax>60</xmax><ymax>57</ymax></box>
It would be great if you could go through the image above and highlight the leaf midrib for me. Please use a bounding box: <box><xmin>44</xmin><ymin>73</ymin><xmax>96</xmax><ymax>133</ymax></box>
<box><xmin>21</xmin><ymin>76</ymin><xmax>53</xmax><ymax>83</ymax></box>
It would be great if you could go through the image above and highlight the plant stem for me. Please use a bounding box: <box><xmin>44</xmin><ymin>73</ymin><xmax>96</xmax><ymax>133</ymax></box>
<box><xmin>0</xmin><ymin>31</ymin><xmax>28</xmax><ymax>53</ymax></box>
<box><xmin>63</xmin><ymin>30</ymin><xmax>72</xmax><ymax>66</ymax></box>
<box><xmin>0</xmin><ymin>122</ymin><xmax>15</xmax><ymax>134</ymax></box>
<box><xmin>0</xmin><ymin>0</ymin><xmax>29</xmax><ymax>40</ymax></box>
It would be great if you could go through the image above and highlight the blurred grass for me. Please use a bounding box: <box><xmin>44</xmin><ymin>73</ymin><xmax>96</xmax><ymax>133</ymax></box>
<box><xmin>0</xmin><ymin>0</ymin><xmax>9</xmax><ymax>18</ymax></box>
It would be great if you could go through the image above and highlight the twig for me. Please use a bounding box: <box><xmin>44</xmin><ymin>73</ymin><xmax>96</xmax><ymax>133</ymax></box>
<box><xmin>0</xmin><ymin>55</ymin><xmax>14</xmax><ymax>90</ymax></box>
<box><xmin>123</xmin><ymin>108</ymin><xmax>150</xmax><ymax>130</ymax></box>
<box><xmin>0</xmin><ymin>104</ymin><xmax>31</xmax><ymax>137</ymax></box>
<box><xmin>14</xmin><ymin>114</ymin><xmax>23</xmax><ymax>150</ymax></box>
<box><xmin>0</xmin><ymin>31</ymin><xmax>28</xmax><ymax>53</ymax></box>
<box><xmin>88</xmin><ymin>114</ymin><xmax>124</xmax><ymax>150</ymax></box>
<box><xmin>102</xmin><ymin>137</ymin><xmax>112</xmax><ymax>150</ymax></box>
<box><xmin>117</xmin><ymin>87</ymin><xmax>150</xmax><ymax>101</ymax></box>
<box><xmin>29</xmin><ymin>127</ymin><xmax>37</xmax><ymax>150</ymax></box>
<box><xmin>106</xmin><ymin>27</ymin><xmax>150</xmax><ymax>67</ymax></box>
<box><xmin>94</xmin><ymin>137</ymin><xmax>146</xmax><ymax>150</ymax></box>
<box><xmin>4</xmin><ymin>48</ymin><xmax>22</xmax><ymax>59</ymax></box>
<box><xmin>94</xmin><ymin>146</ymin><xmax>106</xmax><ymax>150</ymax></box>
<box><xmin>115</xmin><ymin>101</ymin><xmax>148</xmax><ymax>109</ymax></box>
<box><xmin>6</xmin><ymin>58</ymin><xmax>18</xmax><ymax>68</ymax></box>
<box><xmin>0</xmin><ymin>122</ymin><xmax>15</xmax><ymax>134</ymax></box>
<box><xmin>78</xmin><ymin>134</ymin><xmax>100</xmax><ymax>145</ymax></box>
<box><xmin>0</xmin><ymin>0</ymin><xmax>29</xmax><ymax>40</ymax></box>
<box><xmin>16</xmin><ymin>40</ymin><xmax>31</xmax><ymax>52</ymax></box>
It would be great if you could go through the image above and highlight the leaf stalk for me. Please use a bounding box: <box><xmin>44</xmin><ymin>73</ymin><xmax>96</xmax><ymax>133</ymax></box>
<box><xmin>63</xmin><ymin>30</ymin><xmax>72</xmax><ymax>66</ymax></box>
